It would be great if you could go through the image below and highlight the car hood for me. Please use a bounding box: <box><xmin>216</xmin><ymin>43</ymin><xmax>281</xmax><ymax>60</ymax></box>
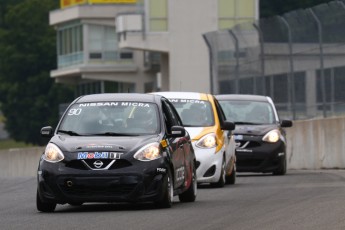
<box><xmin>49</xmin><ymin>134</ymin><xmax>160</xmax><ymax>154</ymax></box>
<box><xmin>233</xmin><ymin>124</ymin><xmax>278</xmax><ymax>136</ymax></box>
<box><xmin>184</xmin><ymin>126</ymin><xmax>217</xmax><ymax>141</ymax></box>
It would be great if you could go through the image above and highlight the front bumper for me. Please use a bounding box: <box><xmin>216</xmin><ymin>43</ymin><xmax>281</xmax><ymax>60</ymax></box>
<box><xmin>235</xmin><ymin>137</ymin><xmax>286</xmax><ymax>173</ymax></box>
<box><xmin>37</xmin><ymin>158</ymin><xmax>168</xmax><ymax>204</ymax></box>
<box><xmin>193</xmin><ymin>143</ymin><xmax>223</xmax><ymax>183</ymax></box>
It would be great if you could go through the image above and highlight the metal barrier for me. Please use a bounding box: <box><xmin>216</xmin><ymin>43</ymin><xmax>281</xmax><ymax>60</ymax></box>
<box><xmin>203</xmin><ymin>0</ymin><xmax>345</xmax><ymax>120</ymax></box>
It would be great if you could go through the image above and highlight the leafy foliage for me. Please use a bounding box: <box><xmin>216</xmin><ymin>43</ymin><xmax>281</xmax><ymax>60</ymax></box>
<box><xmin>0</xmin><ymin>0</ymin><xmax>74</xmax><ymax>145</ymax></box>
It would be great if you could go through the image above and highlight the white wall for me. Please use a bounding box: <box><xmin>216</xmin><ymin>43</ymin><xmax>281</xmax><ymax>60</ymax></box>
<box><xmin>1</xmin><ymin>116</ymin><xmax>345</xmax><ymax>177</ymax></box>
<box><xmin>0</xmin><ymin>147</ymin><xmax>43</xmax><ymax>177</ymax></box>
<box><xmin>286</xmin><ymin>116</ymin><xmax>345</xmax><ymax>169</ymax></box>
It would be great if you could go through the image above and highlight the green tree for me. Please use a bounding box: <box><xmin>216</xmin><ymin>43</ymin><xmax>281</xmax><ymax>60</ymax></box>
<box><xmin>260</xmin><ymin>0</ymin><xmax>334</xmax><ymax>18</ymax></box>
<box><xmin>0</xmin><ymin>0</ymin><xmax>74</xmax><ymax>145</ymax></box>
<box><xmin>0</xmin><ymin>0</ymin><xmax>21</xmax><ymax>26</ymax></box>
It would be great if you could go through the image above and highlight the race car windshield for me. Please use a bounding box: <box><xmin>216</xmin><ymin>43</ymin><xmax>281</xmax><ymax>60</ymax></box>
<box><xmin>219</xmin><ymin>100</ymin><xmax>276</xmax><ymax>125</ymax></box>
<box><xmin>58</xmin><ymin>102</ymin><xmax>160</xmax><ymax>136</ymax></box>
<box><xmin>168</xmin><ymin>99</ymin><xmax>214</xmax><ymax>127</ymax></box>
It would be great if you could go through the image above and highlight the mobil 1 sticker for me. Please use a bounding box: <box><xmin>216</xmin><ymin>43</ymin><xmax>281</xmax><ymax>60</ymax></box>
<box><xmin>77</xmin><ymin>152</ymin><xmax>123</xmax><ymax>160</ymax></box>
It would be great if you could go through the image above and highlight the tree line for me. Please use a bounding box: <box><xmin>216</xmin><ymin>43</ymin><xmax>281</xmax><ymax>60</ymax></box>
<box><xmin>0</xmin><ymin>0</ymin><xmax>335</xmax><ymax>145</ymax></box>
<box><xmin>0</xmin><ymin>0</ymin><xmax>74</xmax><ymax>145</ymax></box>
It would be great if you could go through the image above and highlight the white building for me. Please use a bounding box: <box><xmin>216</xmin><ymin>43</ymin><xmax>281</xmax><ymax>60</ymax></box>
<box><xmin>116</xmin><ymin>0</ymin><xmax>259</xmax><ymax>93</ymax></box>
<box><xmin>49</xmin><ymin>0</ymin><xmax>258</xmax><ymax>94</ymax></box>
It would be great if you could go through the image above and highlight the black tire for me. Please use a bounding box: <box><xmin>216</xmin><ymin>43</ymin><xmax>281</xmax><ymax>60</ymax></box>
<box><xmin>226</xmin><ymin>164</ymin><xmax>236</xmax><ymax>185</ymax></box>
<box><xmin>36</xmin><ymin>190</ymin><xmax>56</xmax><ymax>213</ymax></box>
<box><xmin>273</xmin><ymin>156</ymin><xmax>287</xmax><ymax>176</ymax></box>
<box><xmin>156</xmin><ymin>171</ymin><xmax>173</xmax><ymax>208</ymax></box>
<box><xmin>212</xmin><ymin>158</ymin><xmax>226</xmax><ymax>188</ymax></box>
<box><xmin>179</xmin><ymin>163</ymin><xmax>197</xmax><ymax>202</ymax></box>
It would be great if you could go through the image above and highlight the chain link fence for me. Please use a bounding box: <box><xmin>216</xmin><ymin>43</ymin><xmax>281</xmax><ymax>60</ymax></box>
<box><xmin>203</xmin><ymin>0</ymin><xmax>345</xmax><ymax>120</ymax></box>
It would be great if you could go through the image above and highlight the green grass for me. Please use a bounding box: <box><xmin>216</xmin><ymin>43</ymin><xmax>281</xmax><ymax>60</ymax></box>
<box><xmin>0</xmin><ymin>139</ymin><xmax>36</xmax><ymax>150</ymax></box>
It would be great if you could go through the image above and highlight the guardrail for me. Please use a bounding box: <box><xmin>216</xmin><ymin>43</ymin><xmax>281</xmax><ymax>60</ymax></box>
<box><xmin>0</xmin><ymin>116</ymin><xmax>344</xmax><ymax>177</ymax></box>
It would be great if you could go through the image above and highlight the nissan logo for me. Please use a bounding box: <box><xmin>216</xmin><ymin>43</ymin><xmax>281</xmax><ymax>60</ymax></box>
<box><xmin>93</xmin><ymin>160</ymin><xmax>104</xmax><ymax>168</ymax></box>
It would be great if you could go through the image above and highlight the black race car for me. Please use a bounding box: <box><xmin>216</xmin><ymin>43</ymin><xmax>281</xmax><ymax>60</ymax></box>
<box><xmin>216</xmin><ymin>94</ymin><xmax>293</xmax><ymax>175</ymax></box>
<box><xmin>37</xmin><ymin>93</ymin><xmax>196</xmax><ymax>212</ymax></box>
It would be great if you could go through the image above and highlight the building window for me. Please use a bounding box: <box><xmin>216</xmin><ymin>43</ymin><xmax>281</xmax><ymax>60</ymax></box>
<box><xmin>148</xmin><ymin>0</ymin><xmax>168</xmax><ymax>32</ymax></box>
<box><xmin>294</xmin><ymin>72</ymin><xmax>306</xmax><ymax>103</ymax></box>
<box><xmin>273</xmin><ymin>74</ymin><xmax>288</xmax><ymax>103</ymax></box>
<box><xmin>316</xmin><ymin>68</ymin><xmax>345</xmax><ymax>112</ymax></box>
<box><xmin>218</xmin><ymin>0</ymin><xmax>256</xmax><ymax>30</ymax></box>
<box><xmin>76</xmin><ymin>81</ymin><xmax>135</xmax><ymax>96</ymax></box>
<box><xmin>57</xmin><ymin>21</ymin><xmax>84</xmax><ymax>68</ymax></box>
<box><xmin>88</xmin><ymin>24</ymin><xmax>133</xmax><ymax>63</ymax></box>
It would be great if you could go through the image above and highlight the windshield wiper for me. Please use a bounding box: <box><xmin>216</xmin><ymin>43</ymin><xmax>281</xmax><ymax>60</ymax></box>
<box><xmin>57</xmin><ymin>130</ymin><xmax>80</xmax><ymax>136</ymax></box>
<box><xmin>94</xmin><ymin>132</ymin><xmax>138</xmax><ymax>136</ymax></box>
<box><xmin>234</xmin><ymin>122</ymin><xmax>261</xmax><ymax>125</ymax></box>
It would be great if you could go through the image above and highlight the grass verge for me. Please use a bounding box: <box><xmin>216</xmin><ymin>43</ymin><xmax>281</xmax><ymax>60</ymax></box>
<box><xmin>0</xmin><ymin>139</ymin><xmax>36</xmax><ymax>150</ymax></box>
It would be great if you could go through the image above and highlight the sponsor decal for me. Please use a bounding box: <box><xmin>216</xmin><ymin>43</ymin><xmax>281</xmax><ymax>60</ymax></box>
<box><xmin>157</xmin><ymin>168</ymin><xmax>167</xmax><ymax>173</ymax></box>
<box><xmin>78</xmin><ymin>102</ymin><xmax>150</xmax><ymax>107</ymax></box>
<box><xmin>160</xmin><ymin>140</ymin><xmax>168</xmax><ymax>148</ymax></box>
<box><xmin>90</xmin><ymin>0</ymin><xmax>137</xmax><ymax>3</ymax></box>
<box><xmin>168</xmin><ymin>99</ymin><xmax>206</xmax><ymax>104</ymax></box>
<box><xmin>234</xmin><ymin>135</ymin><xmax>243</xmax><ymax>140</ymax></box>
<box><xmin>85</xmin><ymin>144</ymin><xmax>116</xmax><ymax>149</ymax></box>
<box><xmin>61</xmin><ymin>0</ymin><xmax>136</xmax><ymax>9</ymax></box>
<box><xmin>77</xmin><ymin>152</ymin><xmax>123</xmax><ymax>160</ymax></box>
<box><xmin>176</xmin><ymin>166</ymin><xmax>185</xmax><ymax>182</ymax></box>
<box><xmin>236</xmin><ymin>149</ymin><xmax>253</xmax><ymax>152</ymax></box>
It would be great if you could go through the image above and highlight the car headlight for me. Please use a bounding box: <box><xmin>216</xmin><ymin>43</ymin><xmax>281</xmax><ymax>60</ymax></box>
<box><xmin>196</xmin><ymin>133</ymin><xmax>217</xmax><ymax>148</ymax></box>
<box><xmin>43</xmin><ymin>143</ymin><xmax>64</xmax><ymax>163</ymax></box>
<box><xmin>262</xmin><ymin>129</ymin><xmax>281</xmax><ymax>143</ymax></box>
<box><xmin>133</xmin><ymin>142</ymin><xmax>161</xmax><ymax>161</ymax></box>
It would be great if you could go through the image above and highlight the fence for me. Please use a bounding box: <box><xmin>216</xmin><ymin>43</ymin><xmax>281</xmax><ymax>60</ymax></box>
<box><xmin>203</xmin><ymin>0</ymin><xmax>345</xmax><ymax>120</ymax></box>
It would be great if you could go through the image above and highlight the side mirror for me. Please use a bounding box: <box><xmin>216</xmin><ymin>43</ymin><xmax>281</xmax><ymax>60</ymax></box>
<box><xmin>221</xmin><ymin>121</ymin><xmax>235</xmax><ymax>131</ymax></box>
<box><xmin>170</xmin><ymin>126</ymin><xmax>186</xmax><ymax>137</ymax></box>
<box><xmin>281</xmin><ymin>120</ymin><xmax>293</xmax><ymax>128</ymax></box>
<box><xmin>41</xmin><ymin>126</ymin><xmax>53</xmax><ymax>137</ymax></box>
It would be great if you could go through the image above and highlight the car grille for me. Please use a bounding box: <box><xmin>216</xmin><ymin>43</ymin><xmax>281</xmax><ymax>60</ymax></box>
<box><xmin>237</xmin><ymin>140</ymin><xmax>261</xmax><ymax>148</ymax></box>
<box><xmin>65</xmin><ymin>159</ymin><xmax>132</xmax><ymax>170</ymax></box>
<box><xmin>58</xmin><ymin>176</ymin><xmax>140</xmax><ymax>198</ymax></box>
<box><xmin>237</xmin><ymin>159</ymin><xmax>264</xmax><ymax>167</ymax></box>
<box><xmin>61</xmin><ymin>183</ymin><xmax>137</xmax><ymax>197</ymax></box>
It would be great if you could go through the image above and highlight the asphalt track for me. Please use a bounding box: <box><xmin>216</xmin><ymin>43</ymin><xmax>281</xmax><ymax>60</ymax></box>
<box><xmin>1</xmin><ymin>170</ymin><xmax>345</xmax><ymax>230</ymax></box>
